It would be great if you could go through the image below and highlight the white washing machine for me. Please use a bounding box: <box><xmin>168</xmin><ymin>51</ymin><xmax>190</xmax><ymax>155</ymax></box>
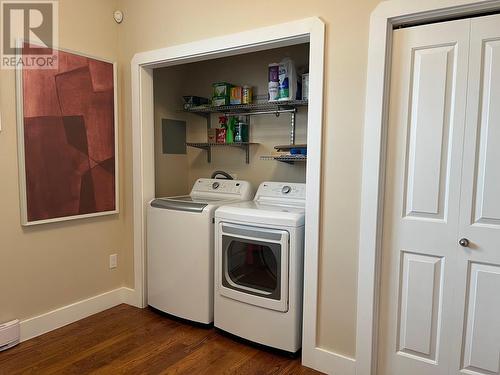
<box><xmin>147</xmin><ymin>178</ymin><xmax>253</xmax><ymax>325</ymax></box>
<box><xmin>214</xmin><ymin>181</ymin><xmax>305</xmax><ymax>353</ymax></box>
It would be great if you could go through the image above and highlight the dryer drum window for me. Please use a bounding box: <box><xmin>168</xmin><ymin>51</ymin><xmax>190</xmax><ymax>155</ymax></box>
<box><xmin>222</xmin><ymin>235</ymin><xmax>282</xmax><ymax>300</ymax></box>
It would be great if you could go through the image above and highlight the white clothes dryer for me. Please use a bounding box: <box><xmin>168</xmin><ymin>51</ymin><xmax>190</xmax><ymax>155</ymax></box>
<box><xmin>214</xmin><ymin>181</ymin><xmax>305</xmax><ymax>353</ymax></box>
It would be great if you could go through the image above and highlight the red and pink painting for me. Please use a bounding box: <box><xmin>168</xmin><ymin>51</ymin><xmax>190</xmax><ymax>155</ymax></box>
<box><xmin>18</xmin><ymin>45</ymin><xmax>117</xmax><ymax>225</ymax></box>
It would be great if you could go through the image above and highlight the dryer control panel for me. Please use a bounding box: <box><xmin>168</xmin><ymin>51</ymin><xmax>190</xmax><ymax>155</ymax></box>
<box><xmin>255</xmin><ymin>182</ymin><xmax>306</xmax><ymax>201</ymax></box>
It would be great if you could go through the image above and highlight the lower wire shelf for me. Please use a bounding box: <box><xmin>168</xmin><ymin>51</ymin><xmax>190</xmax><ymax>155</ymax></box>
<box><xmin>260</xmin><ymin>155</ymin><xmax>307</xmax><ymax>164</ymax></box>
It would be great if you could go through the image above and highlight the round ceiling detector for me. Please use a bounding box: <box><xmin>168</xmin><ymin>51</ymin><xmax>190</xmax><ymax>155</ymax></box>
<box><xmin>113</xmin><ymin>10</ymin><xmax>123</xmax><ymax>24</ymax></box>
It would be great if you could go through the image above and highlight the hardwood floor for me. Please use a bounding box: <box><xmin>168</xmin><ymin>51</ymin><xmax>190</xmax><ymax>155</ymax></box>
<box><xmin>0</xmin><ymin>304</ymin><xmax>322</xmax><ymax>374</ymax></box>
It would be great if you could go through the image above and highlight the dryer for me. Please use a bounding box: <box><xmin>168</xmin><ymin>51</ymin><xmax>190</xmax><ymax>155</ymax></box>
<box><xmin>147</xmin><ymin>178</ymin><xmax>253</xmax><ymax>325</ymax></box>
<box><xmin>214</xmin><ymin>181</ymin><xmax>305</xmax><ymax>353</ymax></box>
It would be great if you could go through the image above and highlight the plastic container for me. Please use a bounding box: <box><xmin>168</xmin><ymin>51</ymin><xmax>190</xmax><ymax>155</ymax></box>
<box><xmin>234</xmin><ymin>118</ymin><xmax>249</xmax><ymax>142</ymax></box>
<box><xmin>278</xmin><ymin>58</ymin><xmax>298</xmax><ymax>101</ymax></box>
<box><xmin>226</xmin><ymin>117</ymin><xmax>238</xmax><ymax>144</ymax></box>
<box><xmin>302</xmin><ymin>73</ymin><xmax>309</xmax><ymax>101</ymax></box>
<box><xmin>268</xmin><ymin>63</ymin><xmax>280</xmax><ymax>101</ymax></box>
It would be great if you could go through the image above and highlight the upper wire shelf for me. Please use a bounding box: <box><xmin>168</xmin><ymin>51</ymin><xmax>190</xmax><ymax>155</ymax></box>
<box><xmin>184</xmin><ymin>99</ymin><xmax>308</xmax><ymax>115</ymax></box>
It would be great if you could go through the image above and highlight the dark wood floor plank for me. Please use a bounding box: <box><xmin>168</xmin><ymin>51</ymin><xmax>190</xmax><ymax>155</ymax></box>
<box><xmin>0</xmin><ymin>304</ymin><xmax>323</xmax><ymax>375</ymax></box>
<box><xmin>96</xmin><ymin>326</ymin><xmax>214</xmax><ymax>374</ymax></box>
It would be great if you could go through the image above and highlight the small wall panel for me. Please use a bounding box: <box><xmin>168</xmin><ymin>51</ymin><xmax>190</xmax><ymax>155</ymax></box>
<box><xmin>473</xmin><ymin>40</ymin><xmax>500</xmax><ymax>227</ymax></box>
<box><xmin>403</xmin><ymin>45</ymin><xmax>456</xmax><ymax>220</ymax></box>
<box><xmin>461</xmin><ymin>262</ymin><xmax>500</xmax><ymax>374</ymax></box>
<box><xmin>397</xmin><ymin>252</ymin><xmax>444</xmax><ymax>362</ymax></box>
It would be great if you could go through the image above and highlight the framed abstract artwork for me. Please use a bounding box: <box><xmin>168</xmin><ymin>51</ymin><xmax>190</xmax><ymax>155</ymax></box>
<box><xmin>16</xmin><ymin>44</ymin><xmax>118</xmax><ymax>225</ymax></box>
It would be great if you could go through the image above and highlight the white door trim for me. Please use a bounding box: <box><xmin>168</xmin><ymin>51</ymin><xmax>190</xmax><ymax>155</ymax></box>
<box><xmin>130</xmin><ymin>17</ymin><xmax>345</xmax><ymax>373</ymax></box>
<box><xmin>357</xmin><ymin>1</ymin><xmax>500</xmax><ymax>374</ymax></box>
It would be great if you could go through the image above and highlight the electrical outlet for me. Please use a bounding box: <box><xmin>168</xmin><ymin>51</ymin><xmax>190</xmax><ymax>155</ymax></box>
<box><xmin>109</xmin><ymin>254</ymin><xmax>117</xmax><ymax>269</ymax></box>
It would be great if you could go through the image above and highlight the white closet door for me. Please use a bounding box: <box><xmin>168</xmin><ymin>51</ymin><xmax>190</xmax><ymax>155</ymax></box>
<box><xmin>378</xmin><ymin>19</ymin><xmax>470</xmax><ymax>375</ymax></box>
<box><xmin>450</xmin><ymin>13</ymin><xmax>500</xmax><ymax>375</ymax></box>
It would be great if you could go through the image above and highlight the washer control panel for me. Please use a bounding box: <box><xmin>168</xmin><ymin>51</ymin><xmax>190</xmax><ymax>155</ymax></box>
<box><xmin>256</xmin><ymin>182</ymin><xmax>306</xmax><ymax>200</ymax></box>
<box><xmin>192</xmin><ymin>178</ymin><xmax>249</xmax><ymax>196</ymax></box>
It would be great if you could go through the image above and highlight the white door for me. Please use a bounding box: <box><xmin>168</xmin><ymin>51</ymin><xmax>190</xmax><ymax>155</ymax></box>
<box><xmin>378</xmin><ymin>18</ymin><xmax>470</xmax><ymax>375</ymax></box>
<box><xmin>380</xmin><ymin>13</ymin><xmax>500</xmax><ymax>375</ymax></box>
<box><xmin>449</xmin><ymin>14</ymin><xmax>500</xmax><ymax>375</ymax></box>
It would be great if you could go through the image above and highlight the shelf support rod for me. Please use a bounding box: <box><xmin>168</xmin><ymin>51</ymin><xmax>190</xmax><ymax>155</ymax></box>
<box><xmin>246</xmin><ymin>114</ymin><xmax>251</xmax><ymax>164</ymax></box>
<box><xmin>290</xmin><ymin>111</ymin><xmax>296</xmax><ymax>145</ymax></box>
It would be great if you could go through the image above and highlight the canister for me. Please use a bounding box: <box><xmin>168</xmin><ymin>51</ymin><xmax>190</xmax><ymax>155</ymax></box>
<box><xmin>242</xmin><ymin>85</ymin><xmax>253</xmax><ymax>104</ymax></box>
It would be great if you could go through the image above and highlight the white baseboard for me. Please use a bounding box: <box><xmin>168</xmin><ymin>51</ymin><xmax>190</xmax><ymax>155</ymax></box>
<box><xmin>20</xmin><ymin>287</ymin><xmax>135</xmax><ymax>342</ymax></box>
<box><xmin>303</xmin><ymin>346</ymin><xmax>356</xmax><ymax>375</ymax></box>
<box><xmin>119</xmin><ymin>286</ymin><xmax>138</xmax><ymax>307</ymax></box>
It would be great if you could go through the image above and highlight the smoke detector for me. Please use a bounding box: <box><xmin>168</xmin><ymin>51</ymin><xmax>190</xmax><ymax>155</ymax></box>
<box><xmin>113</xmin><ymin>10</ymin><xmax>124</xmax><ymax>24</ymax></box>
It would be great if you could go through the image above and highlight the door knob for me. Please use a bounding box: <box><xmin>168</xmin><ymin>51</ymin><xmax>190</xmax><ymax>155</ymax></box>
<box><xmin>459</xmin><ymin>238</ymin><xmax>470</xmax><ymax>247</ymax></box>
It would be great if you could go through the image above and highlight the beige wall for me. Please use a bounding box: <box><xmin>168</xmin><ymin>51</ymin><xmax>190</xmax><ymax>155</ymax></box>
<box><xmin>0</xmin><ymin>0</ymin><xmax>382</xmax><ymax>359</ymax></box>
<box><xmin>0</xmin><ymin>0</ymin><xmax>127</xmax><ymax>323</ymax></box>
<box><xmin>118</xmin><ymin>0</ymin><xmax>382</xmax><ymax>357</ymax></box>
<box><xmin>153</xmin><ymin>44</ymin><xmax>309</xmax><ymax>196</ymax></box>
<box><xmin>153</xmin><ymin>66</ymin><xmax>191</xmax><ymax>197</ymax></box>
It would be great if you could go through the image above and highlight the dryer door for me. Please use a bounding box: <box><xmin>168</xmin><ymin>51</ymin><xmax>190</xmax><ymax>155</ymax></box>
<box><xmin>218</xmin><ymin>222</ymin><xmax>289</xmax><ymax>312</ymax></box>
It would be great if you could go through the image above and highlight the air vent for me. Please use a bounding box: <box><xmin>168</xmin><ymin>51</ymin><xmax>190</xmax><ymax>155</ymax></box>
<box><xmin>0</xmin><ymin>319</ymin><xmax>20</xmax><ymax>352</ymax></box>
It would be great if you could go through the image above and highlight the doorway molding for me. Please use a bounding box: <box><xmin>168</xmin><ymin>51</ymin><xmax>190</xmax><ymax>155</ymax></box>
<box><xmin>130</xmin><ymin>17</ymin><xmax>338</xmax><ymax>373</ymax></box>
<box><xmin>357</xmin><ymin>1</ymin><xmax>500</xmax><ymax>374</ymax></box>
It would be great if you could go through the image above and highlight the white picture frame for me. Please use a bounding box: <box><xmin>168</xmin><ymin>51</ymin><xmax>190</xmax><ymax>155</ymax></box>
<box><xmin>15</xmin><ymin>42</ymin><xmax>119</xmax><ymax>226</ymax></box>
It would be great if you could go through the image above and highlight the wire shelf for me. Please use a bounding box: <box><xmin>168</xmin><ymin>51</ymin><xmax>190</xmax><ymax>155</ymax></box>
<box><xmin>186</xmin><ymin>142</ymin><xmax>257</xmax><ymax>148</ymax></box>
<box><xmin>184</xmin><ymin>99</ymin><xmax>308</xmax><ymax>115</ymax></box>
<box><xmin>260</xmin><ymin>155</ymin><xmax>307</xmax><ymax>164</ymax></box>
<box><xmin>273</xmin><ymin>144</ymin><xmax>307</xmax><ymax>151</ymax></box>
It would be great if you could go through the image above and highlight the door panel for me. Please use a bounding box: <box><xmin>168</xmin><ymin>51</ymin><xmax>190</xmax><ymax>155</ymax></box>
<box><xmin>397</xmin><ymin>252</ymin><xmax>444</xmax><ymax>362</ymax></box>
<box><xmin>379</xmin><ymin>18</ymin><xmax>471</xmax><ymax>375</ymax></box>
<box><xmin>450</xmin><ymin>13</ymin><xmax>500</xmax><ymax>375</ymax></box>
<box><xmin>404</xmin><ymin>45</ymin><xmax>456</xmax><ymax>220</ymax></box>
<box><xmin>461</xmin><ymin>263</ymin><xmax>500</xmax><ymax>374</ymax></box>
<box><xmin>472</xmin><ymin>39</ymin><xmax>500</xmax><ymax>226</ymax></box>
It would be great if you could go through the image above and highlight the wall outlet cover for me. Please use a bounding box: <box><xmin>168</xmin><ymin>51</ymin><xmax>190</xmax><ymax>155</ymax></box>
<box><xmin>109</xmin><ymin>254</ymin><xmax>118</xmax><ymax>269</ymax></box>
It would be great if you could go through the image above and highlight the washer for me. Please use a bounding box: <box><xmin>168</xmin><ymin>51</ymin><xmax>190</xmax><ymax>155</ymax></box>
<box><xmin>214</xmin><ymin>181</ymin><xmax>305</xmax><ymax>353</ymax></box>
<box><xmin>147</xmin><ymin>178</ymin><xmax>253</xmax><ymax>325</ymax></box>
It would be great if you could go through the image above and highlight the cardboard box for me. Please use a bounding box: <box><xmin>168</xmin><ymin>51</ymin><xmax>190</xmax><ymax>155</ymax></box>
<box><xmin>230</xmin><ymin>86</ymin><xmax>242</xmax><ymax>105</ymax></box>
<box><xmin>207</xmin><ymin>128</ymin><xmax>217</xmax><ymax>143</ymax></box>
<box><xmin>216</xmin><ymin>128</ymin><xmax>226</xmax><ymax>143</ymax></box>
<box><xmin>212</xmin><ymin>82</ymin><xmax>231</xmax><ymax>106</ymax></box>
